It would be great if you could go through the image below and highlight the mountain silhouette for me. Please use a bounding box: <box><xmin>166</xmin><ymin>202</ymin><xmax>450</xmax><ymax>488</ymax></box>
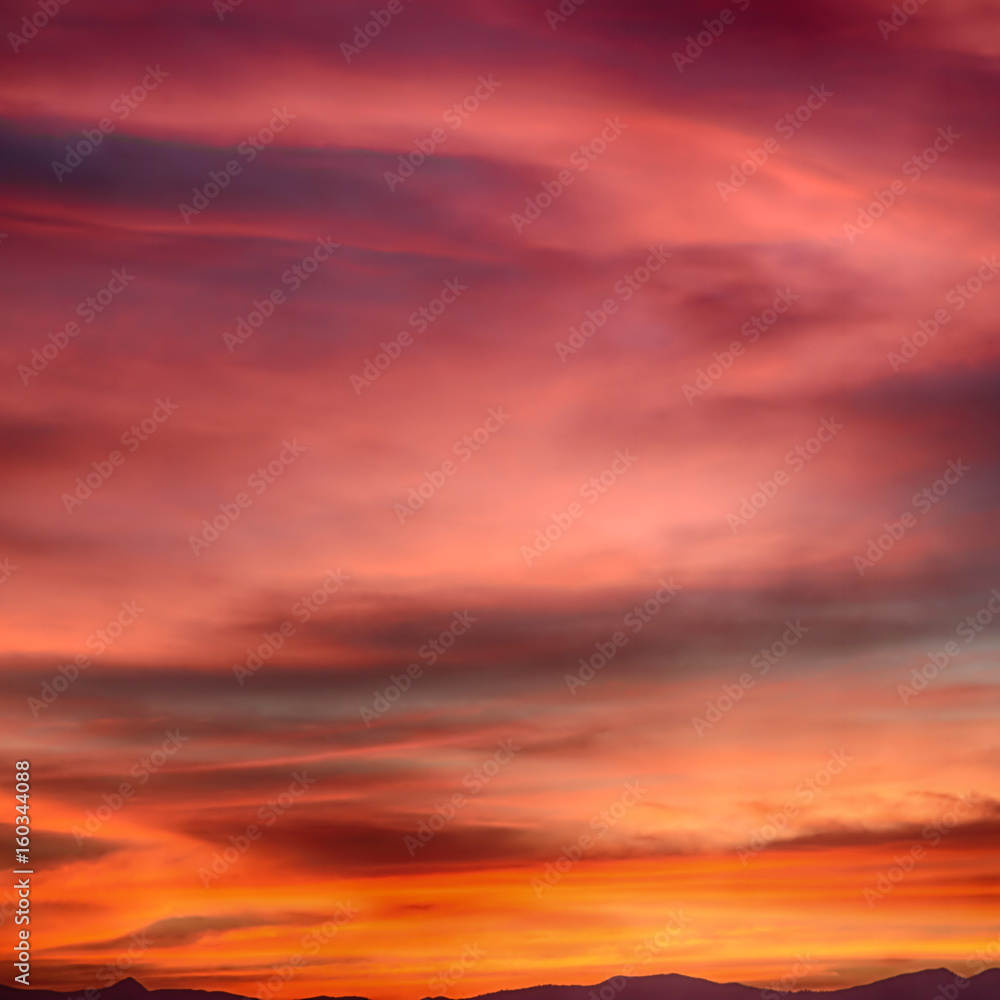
<box><xmin>424</xmin><ymin>969</ymin><xmax>1000</xmax><ymax>1000</ymax></box>
<box><xmin>1</xmin><ymin>969</ymin><xmax>997</xmax><ymax>1000</ymax></box>
<box><xmin>0</xmin><ymin>979</ymin><xmax>365</xmax><ymax>1000</ymax></box>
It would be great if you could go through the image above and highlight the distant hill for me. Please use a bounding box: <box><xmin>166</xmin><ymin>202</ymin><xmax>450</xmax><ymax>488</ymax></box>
<box><xmin>0</xmin><ymin>979</ymin><xmax>365</xmax><ymax>1000</ymax></box>
<box><xmin>1</xmin><ymin>968</ymin><xmax>997</xmax><ymax>1000</ymax></box>
<box><xmin>430</xmin><ymin>969</ymin><xmax>1000</xmax><ymax>1000</ymax></box>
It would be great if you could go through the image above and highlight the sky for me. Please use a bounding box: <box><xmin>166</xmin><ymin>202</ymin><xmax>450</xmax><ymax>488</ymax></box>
<box><xmin>1</xmin><ymin>0</ymin><xmax>999</xmax><ymax>998</ymax></box>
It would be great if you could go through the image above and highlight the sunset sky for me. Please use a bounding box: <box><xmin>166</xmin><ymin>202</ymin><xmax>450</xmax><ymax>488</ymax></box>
<box><xmin>2</xmin><ymin>1</ymin><xmax>999</xmax><ymax>998</ymax></box>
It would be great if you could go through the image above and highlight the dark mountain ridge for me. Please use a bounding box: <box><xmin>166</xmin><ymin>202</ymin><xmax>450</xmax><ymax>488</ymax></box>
<box><xmin>1</xmin><ymin>969</ymin><xmax>996</xmax><ymax>1000</ymax></box>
